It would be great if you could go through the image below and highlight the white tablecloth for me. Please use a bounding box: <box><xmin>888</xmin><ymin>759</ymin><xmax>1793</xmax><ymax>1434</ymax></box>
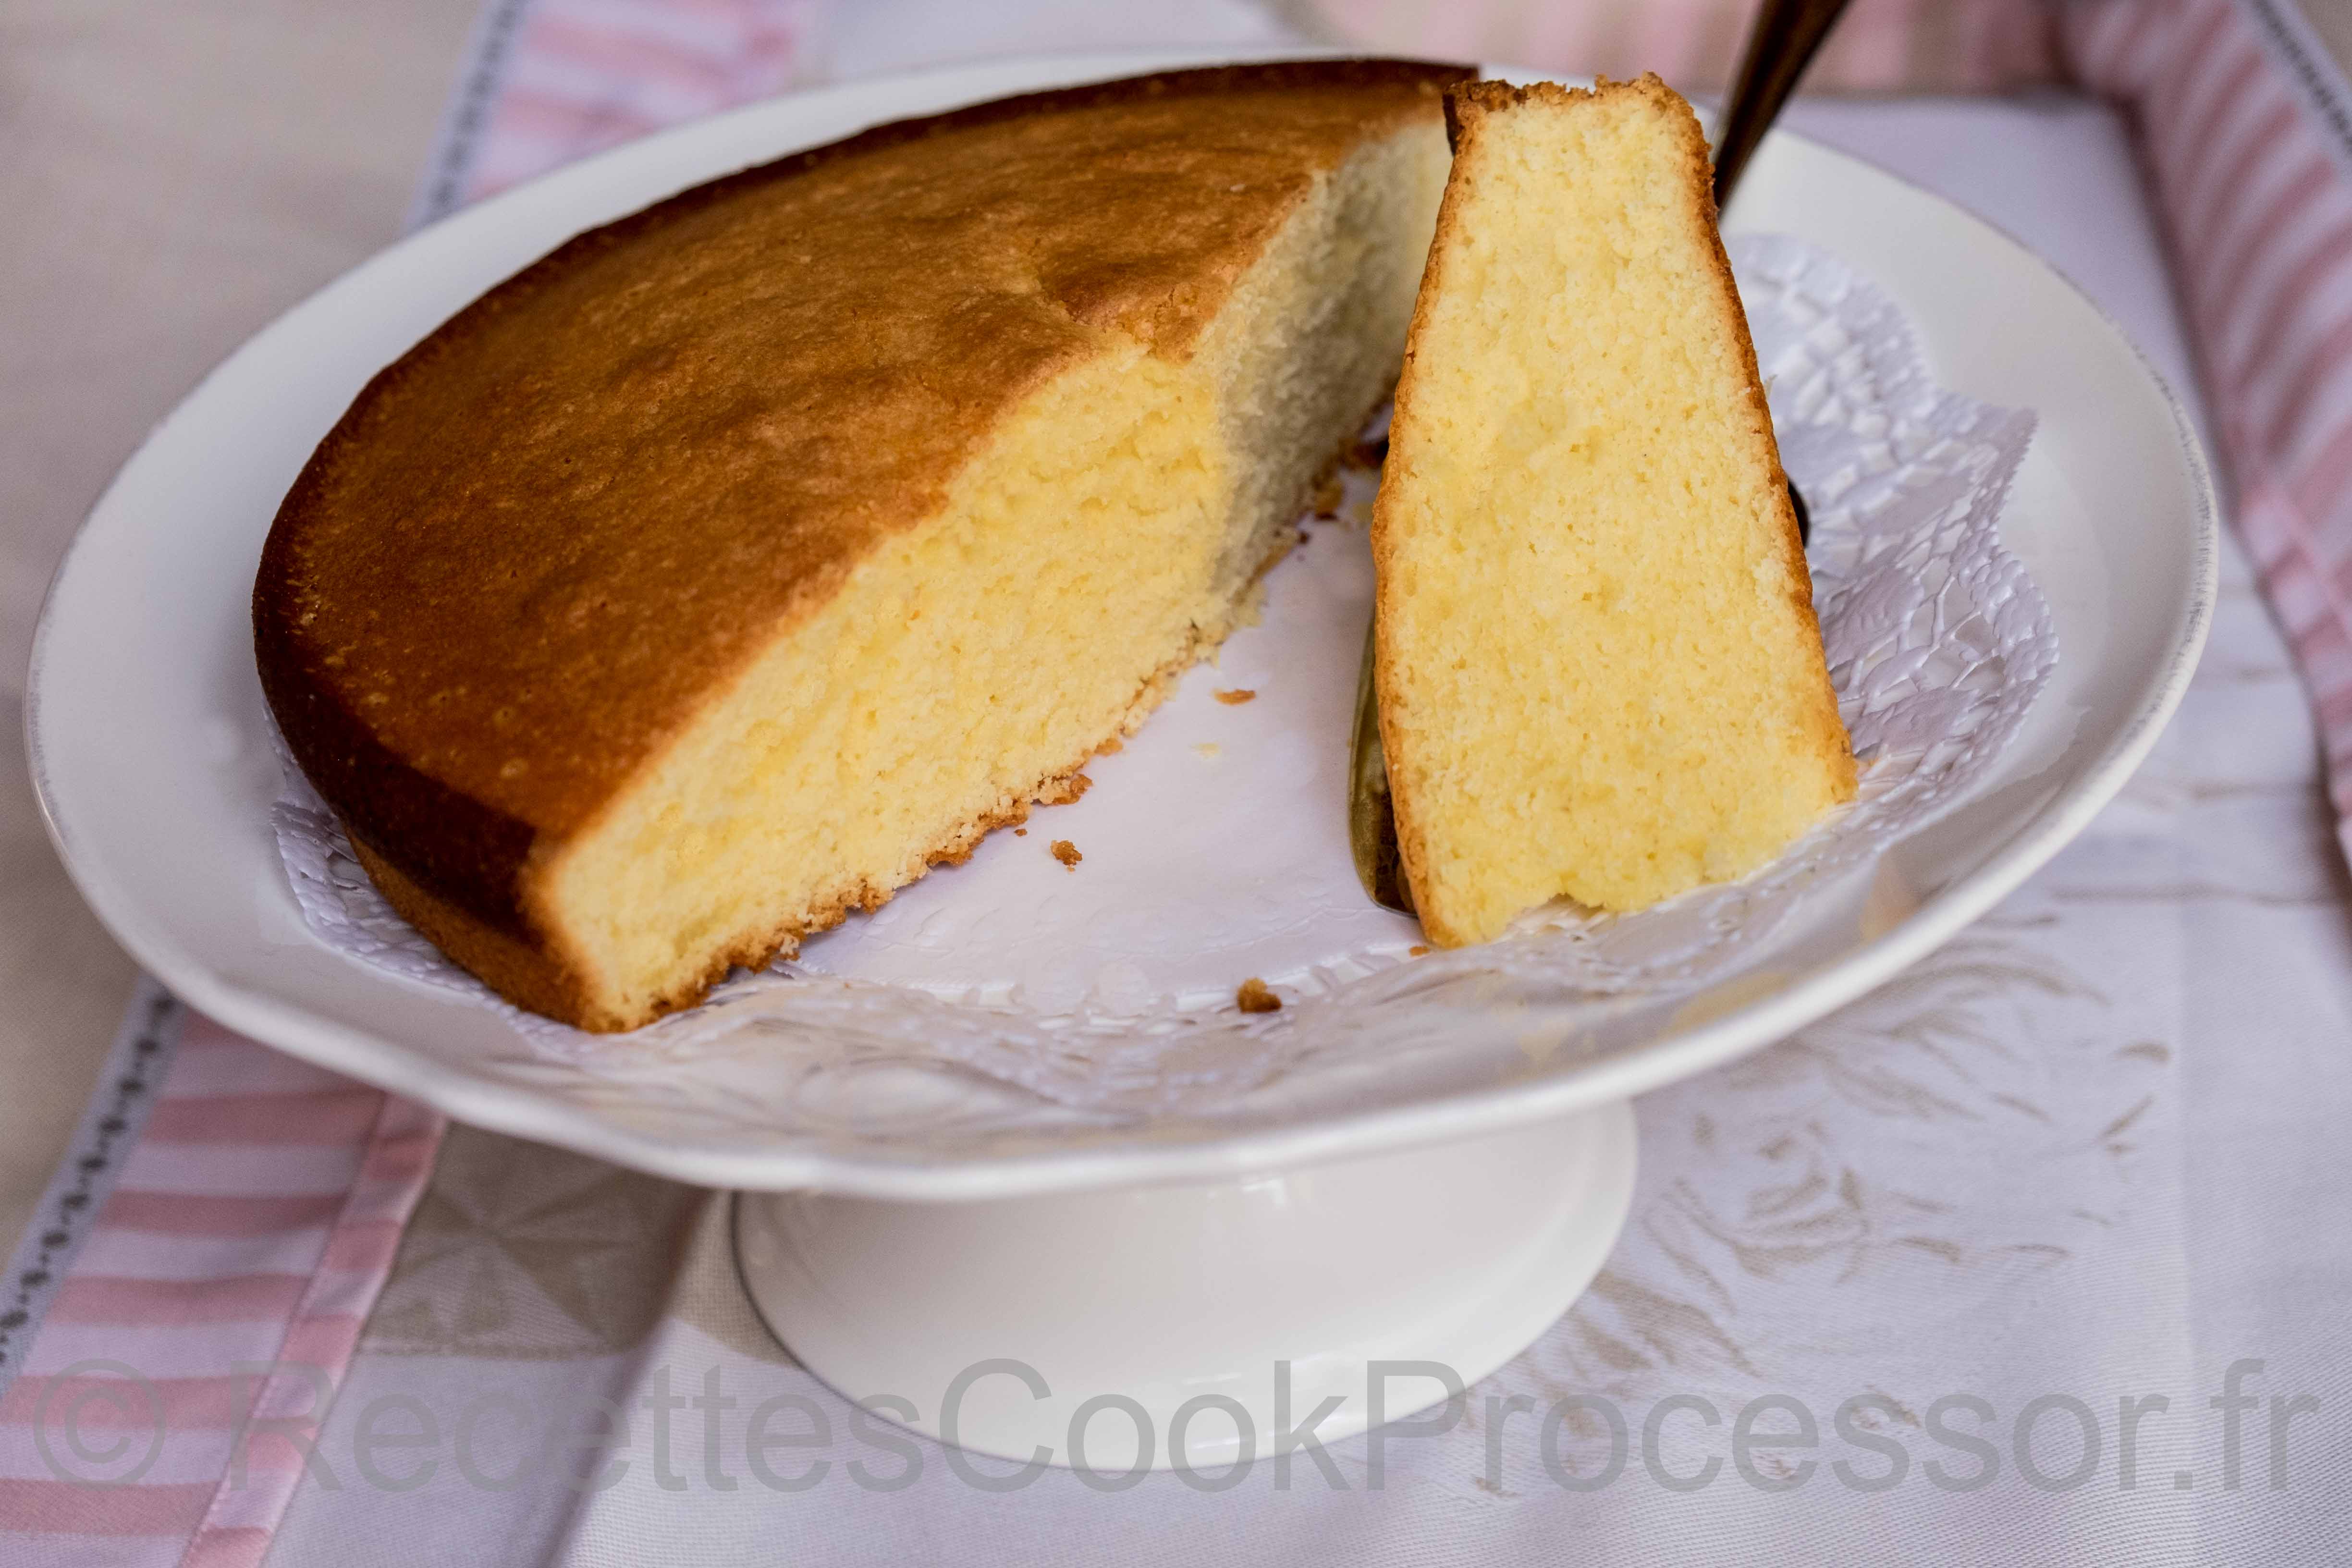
<box><xmin>250</xmin><ymin>71</ymin><xmax>2352</xmax><ymax>1566</ymax></box>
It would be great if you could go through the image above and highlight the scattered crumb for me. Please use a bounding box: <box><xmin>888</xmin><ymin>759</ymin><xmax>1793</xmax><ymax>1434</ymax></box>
<box><xmin>1014</xmin><ymin>828</ymin><xmax>1027</xmax><ymax>836</ymax></box>
<box><xmin>1311</xmin><ymin>475</ymin><xmax>1345</xmax><ymax>517</ymax></box>
<box><xmin>1348</xmin><ymin>437</ymin><xmax>1389</xmax><ymax>469</ymax></box>
<box><xmin>1236</xmin><ymin>978</ymin><xmax>1282</xmax><ymax>1014</ymax></box>
<box><xmin>1193</xmin><ymin>742</ymin><xmax>1221</xmax><ymax>760</ymax></box>
<box><xmin>1050</xmin><ymin>839</ymin><xmax>1081</xmax><ymax>870</ymax></box>
<box><xmin>1214</xmin><ymin>688</ymin><xmax>1256</xmax><ymax>705</ymax></box>
<box><xmin>1098</xmin><ymin>737</ymin><xmax>1123</xmax><ymax>754</ymax></box>
<box><xmin>1409</xmin><ymin>945</ymin><xmax>1429</xmax><ymax>957</ymax></box>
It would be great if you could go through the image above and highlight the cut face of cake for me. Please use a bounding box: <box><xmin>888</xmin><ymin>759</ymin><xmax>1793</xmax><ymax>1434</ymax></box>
<box><xmin>255</xmin><ymin>61</ymin><xmax>1467</xmax><ymax>1031</ymax></box>
<box><xmin>1372</xmin><ymin>75</ymin><xmax>1856</xmax><ymax>948</ymax></box>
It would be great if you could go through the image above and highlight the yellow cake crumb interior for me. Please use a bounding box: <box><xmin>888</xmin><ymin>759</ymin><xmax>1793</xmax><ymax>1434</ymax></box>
<box><xmin>1375</xmin><ymin>78</ymin><xmax>1854</xmax><ymax>948</ymax></box>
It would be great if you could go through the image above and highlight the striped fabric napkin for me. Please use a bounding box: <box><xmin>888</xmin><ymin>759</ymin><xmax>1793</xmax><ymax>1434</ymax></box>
<box><xmin>1305</xmin><ymin>0</ymin><xmax>2066</xmax><ymax>94</ymax></box>
<box><xmin>6</xmin><ymin>0</ymin><xmax>2351</xmax><ymax>1561</ymax></box>
<box><xmin>2065</xmin><ymin>0</ymin><xmax>2352</xmax><ymax>866</ymax></box>
<box><xmin>0</xmin><ymin>993</ymin><xmax>440</xmax><ymax>1565</ymax></box>
<box><xmin>413</xmin><ymin>0</ymin><xmax>827</xmax><ymax>220</ymax></box>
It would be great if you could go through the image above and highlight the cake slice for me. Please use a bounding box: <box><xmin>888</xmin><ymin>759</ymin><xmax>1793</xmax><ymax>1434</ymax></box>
<box><xmin>1371</xmin><ymin>76</ymin><xmax>1855</xmax><ymax>947</ymax></box>
<box><xmin>256</xmin><ymin>62</ymin><xmax>1465</xmax><ymax>1031</ymax></box>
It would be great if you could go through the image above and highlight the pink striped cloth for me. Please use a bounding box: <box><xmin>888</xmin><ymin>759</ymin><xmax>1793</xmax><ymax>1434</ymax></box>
<box><xmin>1308</xmin><ymin>0</ymin><xmax>2065</xmax><ymax>92</ymax></box>
<box><xmin>0</xmin><ymin>991</ymin><xmax>440</xmax><ymax>1566</ymax></box>
<box><xmin>2064</xmin><ymin>0</ymin><xmax>2352</xmax><ymax>864</ymax></box>
<box><xmin>414</xmin><ymin>0</ymin><xmax>825</xmax><ymax>219</ymax></box>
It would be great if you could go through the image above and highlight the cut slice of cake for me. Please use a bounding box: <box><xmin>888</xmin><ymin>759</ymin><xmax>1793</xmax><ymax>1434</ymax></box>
<box><xmin>256</xmin><ymin>61</ymin><xmax>1467</xmax><ymax>1031</ymax></box>
<box><xmin>1371</xmin><ymin>75</ymin><xmax>1855</xmax><ymax>948</ymax></box>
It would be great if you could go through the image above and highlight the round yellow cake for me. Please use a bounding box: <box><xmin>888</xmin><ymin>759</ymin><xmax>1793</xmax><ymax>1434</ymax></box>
<box><xmin>255</xmin><ymin>61</ymin><xmax>1465</xmax><ymax>1030</ymax></box>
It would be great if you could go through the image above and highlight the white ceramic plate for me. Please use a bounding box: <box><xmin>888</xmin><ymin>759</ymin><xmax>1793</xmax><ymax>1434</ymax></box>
<box><xmin>25</xmin><ymin>49</ymin><xmax>2216</xmax><ymax>1197</ymax></box>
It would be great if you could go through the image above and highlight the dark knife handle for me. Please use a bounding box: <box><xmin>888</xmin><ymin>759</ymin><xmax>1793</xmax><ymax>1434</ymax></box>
<box><xmin>1712</xmin><ymin>0</ymin><xmax>1858</xmax><ymax>208</ymax></box>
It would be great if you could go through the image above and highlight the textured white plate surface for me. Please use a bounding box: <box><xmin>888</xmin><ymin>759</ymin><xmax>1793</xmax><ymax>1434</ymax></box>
<box><xmin>25</xmin><ymin>49</ymin><xmax>2215</xmax><ymax>1197</ymax></box>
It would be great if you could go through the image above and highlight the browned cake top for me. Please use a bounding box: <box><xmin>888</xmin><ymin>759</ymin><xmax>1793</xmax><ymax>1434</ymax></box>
<box><xmin>255</xmin><ymin>61</ymin><xmax>1464</xmax><ymax>926</ymax></box>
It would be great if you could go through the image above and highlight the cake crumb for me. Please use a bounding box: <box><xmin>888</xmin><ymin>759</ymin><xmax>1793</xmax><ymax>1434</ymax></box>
<box><xmin>1311</xmin><ymin>475</ymin><xmax>1345</xmax><ymax>517</ymax></box>
<box><xmin>1213</xmin><ymin>688</ymin><xmax>1256</xmax><ymax>705</ymax></box>
<box><xmin>1409</xmin><ymin>945</ymin><xmax>1429</xmax><ymax>957</ymax></box>
<box><xmin>1236</xmin><ymin>978</ymin><xmax>1281</xmax><ymax>1014</ymax></box>
<box><xmin>1193</xmin><ymin>742</ymin><xmax>1221</xmax><ymax>760</ymax></box>
<box><xmin>1050</xmin><ymin>839</ymin><xmax>1081</xmax><ymax>870</ymax></box>
<box><xmin>1015</xmin><ymin>828</ymin><xmax>1027</xmax><ymax>836</ymax></box>
<box><xmin>1098</xmin><ymin>737</ymin><xmax>1123</xmax><ymax>754</ymax></box>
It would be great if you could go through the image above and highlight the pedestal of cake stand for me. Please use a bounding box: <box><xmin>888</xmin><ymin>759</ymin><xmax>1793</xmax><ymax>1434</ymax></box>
<box><xmin>732</xmin><ymin>1100</ymin><xmax>1637</xmax><ymax>1474</ymax></box>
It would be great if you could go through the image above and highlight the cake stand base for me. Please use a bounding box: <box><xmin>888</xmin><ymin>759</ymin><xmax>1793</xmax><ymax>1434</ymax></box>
<box><xmin>732</xmin><ymin>1101</ymin><xmax>1638</xmax><ymax>1474</ymax></box>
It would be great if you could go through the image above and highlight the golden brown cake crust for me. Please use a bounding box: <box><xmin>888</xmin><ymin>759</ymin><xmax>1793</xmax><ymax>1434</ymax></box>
<box><xmin>256</xmin><ymin>59</ymin><xmax>1469</xmax><ymax>972</ymax></box>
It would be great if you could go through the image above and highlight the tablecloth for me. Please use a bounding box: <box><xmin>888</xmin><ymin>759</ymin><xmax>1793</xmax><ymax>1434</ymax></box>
<box><xmin>10</xmin><ymin>1</ymin><xmax>2352</xmax><ymax>1563</ymax></box>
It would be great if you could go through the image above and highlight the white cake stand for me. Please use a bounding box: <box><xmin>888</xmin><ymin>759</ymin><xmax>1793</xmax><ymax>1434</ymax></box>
<box><xmin>733</xmin><ymin>1103</ymin><xmax>1636</xmax><ymax>1472</ymax></box>
<box><xmin>24</xmin><ymin>49</ymin><xmax>2215</xmax><ymax>1478</ymax></box>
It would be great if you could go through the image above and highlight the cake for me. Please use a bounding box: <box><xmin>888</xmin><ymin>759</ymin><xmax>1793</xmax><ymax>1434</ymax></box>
<box><xmin>1371</xmin><ymin>76</ymin><xmax>1855</xmax><ymax>948</ymax></box>
<box><xmin>255</xmin><ymin>61</ymin><xmax>1466</xmax><ymax>1031</ymax></box>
